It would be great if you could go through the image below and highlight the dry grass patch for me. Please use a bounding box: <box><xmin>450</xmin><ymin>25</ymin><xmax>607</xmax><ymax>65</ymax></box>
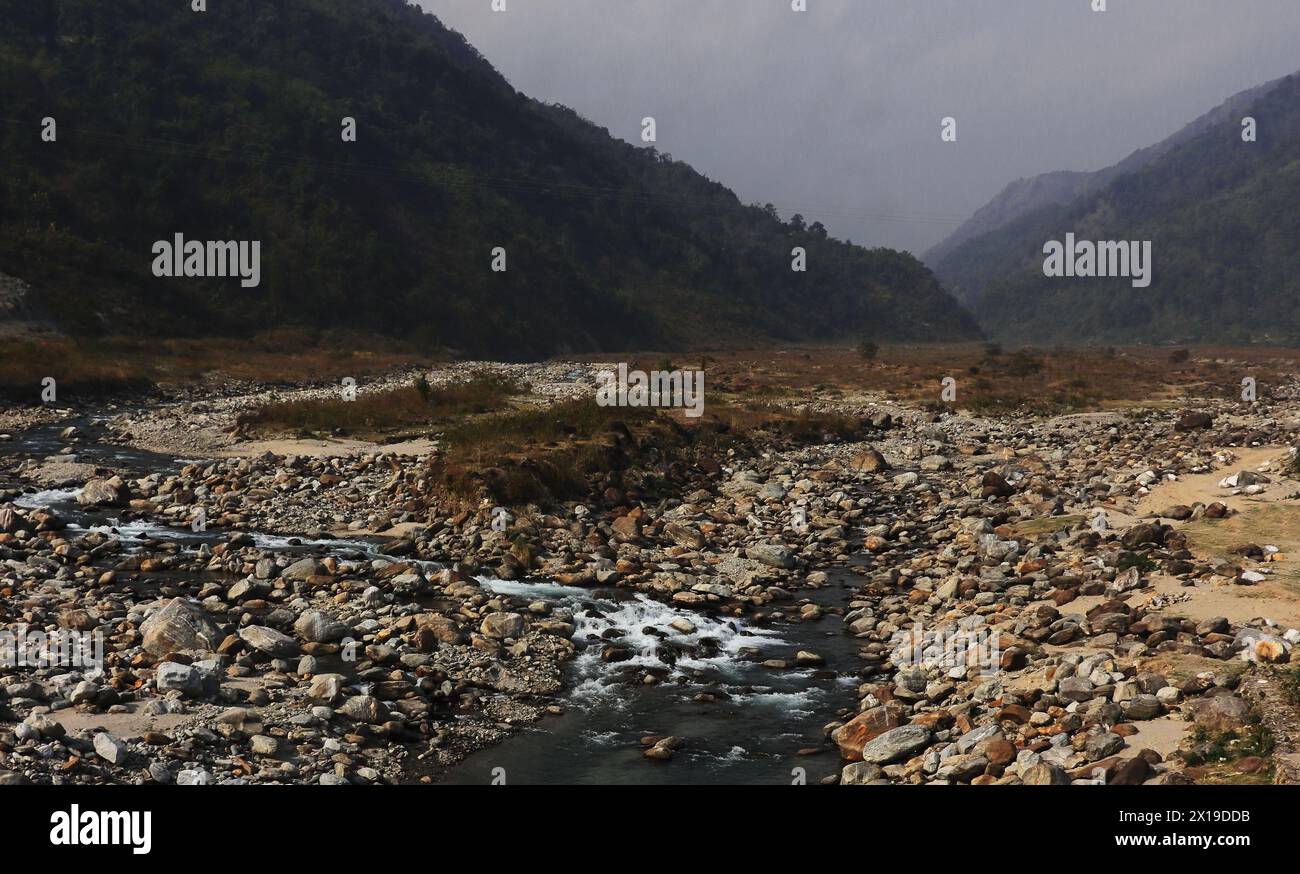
<box><xmin>433</xmin><ymin>398</ymin><xmax>658</xmax><ymax>504</ymax></box>
<box><xmin>1140</xmin><ymin>653</ymin><xmax>1250</xmax><ymax>687</ymax></box>
<box><xmin>239</xmin><ymin>371</ymin><xmax>520</xmax><ymax>438</ymax></box>
<box><xmin>0</xmin><ymin>330</ymin><xmax>432</xmax><ymax>401</ymax></box>
<box><xmin>594</xmin><ymin>344</ymin><xmax>1300</xmax><ymax>415</ymax></box>
<box><xmin>0</xmin><ymin>338</ymin><xmax>152</xmax><ymax>399</ymax></box>
<box><xmin>1010</xmin><ymin>515</ymin><xmax>1086</xmax><ymax>538</ymax></box>
<box><xmin>1184</xmin><ymin>504</ymin><xmax>1300</xmax><ymax>595</ymax></box>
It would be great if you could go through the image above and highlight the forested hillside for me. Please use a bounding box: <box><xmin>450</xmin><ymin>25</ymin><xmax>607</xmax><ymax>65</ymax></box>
<box><xmin>0</xmin><ymin>0</ymin><xmax>978</xmax><ymax>357</ymax></box>
<box><xmin>932</xmin><ymin>73</ymin><xmax>1300</xmax><ymax>344</ymax></box>
<box><xmin>927</xmin><ymin>75</ymin><xmax>1286</xmax><ymax>311</ymax></box>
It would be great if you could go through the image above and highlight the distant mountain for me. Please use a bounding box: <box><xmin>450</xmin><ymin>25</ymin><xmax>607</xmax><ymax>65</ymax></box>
<box><xmin>926</xmin><ymin>75</ymin><xmax>1287</xmax><ymax>307</ymax></box>
<box><xmin>0</xmin><ymin>0</ymin><xmax>978</xmax><ymax>357</ymax></box>
<box><xmin>921</xmin><ymin>71</ymin><xmax>1300</xmax><ymax>345</ymax></box>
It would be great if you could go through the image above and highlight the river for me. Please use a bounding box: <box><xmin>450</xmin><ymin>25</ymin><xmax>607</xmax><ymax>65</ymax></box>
<box><xmin>2</xmin><ymin>415</ymin><xmax>862</xmax><ymax>785</ymax></box>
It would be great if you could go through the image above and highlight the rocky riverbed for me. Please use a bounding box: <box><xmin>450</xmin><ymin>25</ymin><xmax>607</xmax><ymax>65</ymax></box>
<box><xmin>1</xmin><ymin>362</ymin><xmax>1299</xmax><ymax>785</ymax></box>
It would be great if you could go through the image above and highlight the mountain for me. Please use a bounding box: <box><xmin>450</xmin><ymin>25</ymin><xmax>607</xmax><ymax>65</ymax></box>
<box><xmin>926</xmin><ymin>75</ymin><xmax>1287</xmax><ymax>306</ymax></box>
<box><xmin>0</xmin><ymin>0</ymin><xmax>978</xmax><ymax>358</ymax></box>
<box><xmin>922</xmin><ymin>71</ymin><xmax>1300</xmax><ymax>345</ymax></box>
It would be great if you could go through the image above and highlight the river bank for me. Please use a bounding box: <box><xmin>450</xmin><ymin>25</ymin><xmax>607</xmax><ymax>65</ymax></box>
<box><xmin>2</xmin><ymin>359</ymin><xmax>1299</xmax><ymax>785</ymax></box>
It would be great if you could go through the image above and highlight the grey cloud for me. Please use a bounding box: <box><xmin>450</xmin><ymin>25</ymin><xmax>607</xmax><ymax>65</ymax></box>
<box><xmin>420</xmin><ymin>0</ymin><xmax>1300</xmax><ymax>253</ymax></box>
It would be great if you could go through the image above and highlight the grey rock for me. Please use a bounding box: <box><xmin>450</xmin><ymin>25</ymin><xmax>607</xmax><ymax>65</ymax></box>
<box><xmin>281</xmin><ymin>557</ymin><xmax>320</xmax><ymax>581</ymax></box>
<box><xmin>249</xmin><ymin>735</ymin><xmax>279</xmax><ymax>756</ymax></box>
<box><xmin>239</xmin><ymin>625</ymin><xmax>300</xmax><ymax>658</ymax></box>
<box><xmin>1085</xmin><ymin>731</ymin><xmax>1125</xmax><ymax>761</ymax></box>
<box><xmin>859</xmin><ymin>725</ymin><xmax>933</xmax><ymax>765</ymax></box>
<box><xmin>293</xmin><ymin>610</ymin><xmax>349</xmax><ymax>643</ymax></box>
<box><xmin>141</xmin><ymin>598</ymin><xmax>225</xmax><ymax>657</ymax></box>
<box><xmin>745</xmin><ymin>543</ymin><xmax>796</xmax><ymax>569</ymax></box>
<box><xmin>840</xmin><ymin>761</ymin><xmax>886</xmax><ymax>785</ymax></box>
<box><xmin>155</xmin><ymin>661</ymin><xmax>204</xmax><ymax>697</ymax></box>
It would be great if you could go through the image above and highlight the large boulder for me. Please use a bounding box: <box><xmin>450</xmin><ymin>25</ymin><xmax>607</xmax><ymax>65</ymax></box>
<box><xmin>414</xmin><ymin>614</ymin><xmax>463</xmax><ymax>649</ymax></box>
<box><xmin>840</xmin><ymin>762</ymin><xmax>886</xmax><ymax>785</ymax></box>
<box><xmin>480</xmin><ymin>612</ymin><xmax>526</xmax><ymax>640</ymax></box>
<box><xmin>93</xmin><ymin>732</ymin><xmax>129</xmax><ymax>766</ymax></box>
<box><xmin>1191</xmin><ymin>694</ymin><xmax>1250</xmax><ymax>733</ymax></box>
<box><xmin>155</xmin><ymin>661</ymin><xmax>205</xmax><ymax>697</ymax></box>
<box><xmin>981</xmin><ymin>471</ymin><xmax>1015</xmax><ymax>498</ymax></box>
<box><xmin>293</xmin><ymin>610</ymin><xmax>349</xmax><ymax>643</ymax></box>
<box><xmin>1022</xmin><ymin>762</ymin><xmax>1070</xmax><ymax>785</ymax></box>
<box><xmin>663</xmin><ymin>522</ymin><xmax>706</xmax><ymax>550</ymax></box>
<box><xmin>1175</xmin><ymin>412</ymin><xmax>1213</xmax><ymax>432</ymax></box>
<box><xmin>77</xmin><ymin>477</ymin><xmax>129</xmax><ymax>507</ymax></box>
<box><xmin>140</xmin><ymin>598</ymin><xmax>224</xmax><ymax>657</ymax></box>
<box><xmin>339</xmin><ymin>694</ymin><xmax>384</xmax><ymax>723</ymax></box>
<box><xmin>307</xmin><ymin>673</ymin><xmax>345</xmax><ymax>704</ymax></box>
<box><xmin>611</xmin><ymin>514</ymin><xmax>642</xmax><ymax>543</ymax></box>
<box><xmin>832</xmin><ymin>704</ymin><xmax>905</xmax><ymax>761</ymax></box>
<box><xmin>280</xmin><ymin>557</ymin><xmax>320</xmax><ymax>581</ymax></box>
<box><xmin>849</xmin><ymin>448</ymin><xmax>889</xmax><ymax>473</ymax></box>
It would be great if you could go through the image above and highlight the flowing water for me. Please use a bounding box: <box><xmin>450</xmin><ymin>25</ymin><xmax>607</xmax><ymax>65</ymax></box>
<box><xmin>3</xmin><ymin>417</ymin><xmax>862</xmax><ymax>785</ymax></box>
<box><xmin>438</xmin><ymin>574</ymin><xmax>861</xmax><ymax>785</ymax></box>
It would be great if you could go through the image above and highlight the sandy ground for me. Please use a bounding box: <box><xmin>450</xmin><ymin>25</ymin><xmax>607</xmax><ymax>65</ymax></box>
<box><xmin>1149</xmin><ymin>574</ymin><xmax>1300</xmax><ymax>631</ymax></box>
<box><xmin>1136</xmin><ymin>444</ymin><xmax>1300</xmax><ymax>629</ymax></box>
<box><xmin>329</xmin><ymin>521</ymin><xmax>429</xmax><ymax>539</ymax></box>
<box><xmin>1135</xmin><ymin>445</ymin><xmax>1285</xmax><ymax>517</ymax></box>
<box><xmin>1122</xmin><ymin>717</ymin><xmax>1190</xmax><ymax>759</ymax></box>
<box><xmin>53</xmin><ymin>708</ymin><xmax>192</xmax><ymax>738</ymax></box>
<box><xmin>218</xmin><ymin>436</ymin><xmax>440</xmax><ymax>459</ymax></box>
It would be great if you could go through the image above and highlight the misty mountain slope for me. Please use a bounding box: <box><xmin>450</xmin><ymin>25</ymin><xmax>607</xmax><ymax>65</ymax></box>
<box><xmin>932</xmin><ymin>72</ymin><xmax>1300</xmax><ymax>345</ymax></box>
<box><xmin>0</xmin><ymin>0</ymin><xmax>978</xmax><ymax>357</ymax></box>
<box><xmin>923</xmin><ymin>171</ymin><xmax>1093</xmax><ymax>287</ymax></box>
<box><xmin>926</xmin><ymin>75</ymin><xmax>1287</xmax><ymax>304</ymax></box>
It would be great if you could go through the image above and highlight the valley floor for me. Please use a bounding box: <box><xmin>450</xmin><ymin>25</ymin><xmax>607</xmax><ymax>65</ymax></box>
<box><xmin>1</xmin><ymin>346</ymin><xmax>1298</xmax><ymax>785</ymax></box>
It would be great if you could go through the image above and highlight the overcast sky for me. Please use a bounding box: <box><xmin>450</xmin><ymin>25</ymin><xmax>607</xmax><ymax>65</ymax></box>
<box><xmin>419</xmin><ymin>0</ymin><xmax>1300</xmax><ymax>255</ymax></box>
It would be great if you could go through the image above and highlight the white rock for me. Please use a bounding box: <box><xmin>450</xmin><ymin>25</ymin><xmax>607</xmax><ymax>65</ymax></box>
<box><xmin>93</xmin><ymin>732</ymin><xmax>128</xmax><ymax>765</ymax></box>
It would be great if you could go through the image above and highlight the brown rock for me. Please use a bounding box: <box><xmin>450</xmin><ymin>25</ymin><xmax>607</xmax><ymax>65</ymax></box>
<box><xmin>1022</xmin><ymin>762</ymin><xmax>1070</xmax><ymax>785</ymax></box>
<box><xmin>1108</xmin><ymin>755</ymin><xmax>1152</xmax><ymax>785</ymax></box>
<box><xmin>1191</xmin><ymin>695</ymin><xmax>1250</xmax><ymax>733</ymax></box>
<box><xmin>1052</xmin><ymin>587</ymin><xmax>1078</xmax><ymax>607</ymax></box>
<box><xmin>849</xmin><ymin>448</ymin><xmax>889</xmax><ymax>473</ymax></box>
<box><xmin>831</xmin><ymin>704</ymin><xmax>904</xmax><ymax>761</ymax></box>
<box><xmin>612</xmin><ymin>513</ymin><xmax>643</xmax><ymax>542</ymax></box>
<box><xmin>981</xmin><ymin>738</ymin><xmax>1016</xmax><ymax>767</ymax></box>
<box><xmin>998</xmin><ymin>704</ymin><xmax>1032</xmax><ymax>724</ymax></box>
<box><xmin>1175</xmin><ymin>412</ymin><xmax>1213</xmax><ymax>432</ymax></box>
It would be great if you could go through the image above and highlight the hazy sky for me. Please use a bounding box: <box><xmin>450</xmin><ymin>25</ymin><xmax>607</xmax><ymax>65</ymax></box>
<box><xmin>419</xmin><ymin>0</ymin><xmax>1300</xmax><ymax>255</ymax></box>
